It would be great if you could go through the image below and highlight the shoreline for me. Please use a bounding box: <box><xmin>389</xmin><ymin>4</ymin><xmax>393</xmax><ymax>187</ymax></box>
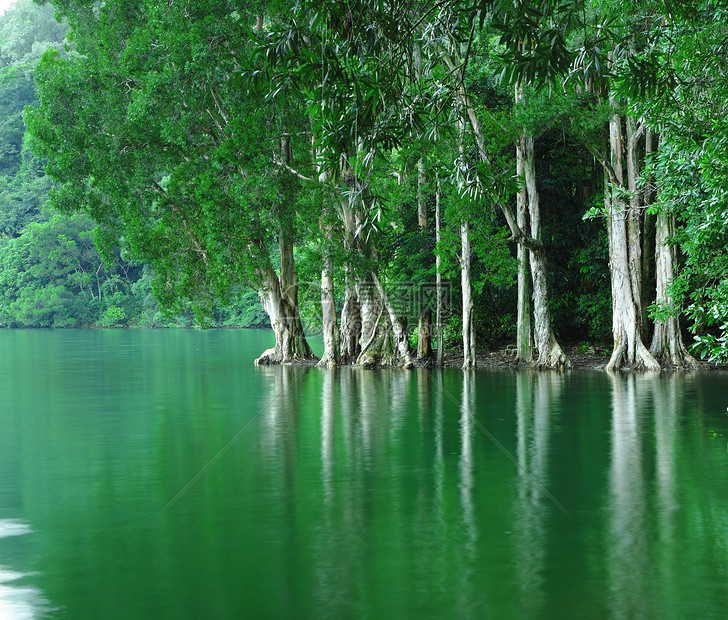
<box><xmin>439</xmin><ymin>344</ymin><xmax>727</xmax><ymax>372</ymax></box>
<box><xmin>3</xmin><ymin>327</ymin><xmax>723</xmax><ymax>371</ymax></box>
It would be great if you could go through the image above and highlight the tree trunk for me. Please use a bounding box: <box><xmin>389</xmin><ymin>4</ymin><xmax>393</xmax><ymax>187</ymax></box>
<box><xmin>256</xmin><ymin>133</ymin><xmax>317</xmax><ymax>365</ymax></box>
<box><xmin>355</xmin><ymin>275</ymin><xmax>395</xmax><ymax>368</ymax></box>
<box><xmin>650</xmin><ymin>210</ymin><xmax>698</xmax><ymax>368</ymax></box>
<box><xmin>524</xmin><ymin>135</ymin><xmax>569</xmax><ymax>369</ymax></box>
<box><xmin>319</xmin><ymin>252</ymin><xmax>340</xmax><ymax>367</ymax></box>
<box><xmin>435</xmin><ymin>173</ymin><xmax>444</xmax><ymax>367</ymax></box>
<box><xmin>417</xmin><ymin>158</ymin><xmax>427</xmax><ymax>229</ymax></box>
<box><xmin>456</xmin><ymin>114</ymin><xmax>476</xmax><ymax>370</ymax></box>
<box><xmin>416</xmin><ymin>157</ymin><xmax>433</xmax><ymax>361</ymax></box>
<box><xmin>461</xmin><ymin>221</ymin><xmax>476</xmax><ymax>369</ymax></box>
<box><xmin>338</xmin><ymin>187</ymin><xmax>361</xmax><ymax>364</ymax></box>
<box><xmin>255</xmin><ymin>259</ymin><xmax>317</xmax><ymax>365</ymax></box>
<box><xmin>530</xmin><ymin>248</ymin><xmax>569</xmax><ymax>370</ymax></box>
<box><xmin>516</xmin><ymin>128</ymin><xmax>533</xmax><ymax>364</ymax></box>
<box><xmin>372</xmin><ymin>272</ymin><xmax>414</xmax><ymax>368</ymax></box>
<box><xmin>605</xmin><ymin>111</ymin><xmax>659</xmax><ymax>372</ymax></box>
<box><xmin>312</xmin><ymin>144</ymin><xmax>340</xmax><ymax>367</ymax></box>
<box><xmin>417</xmin><ymin>310</ymin><xmax>433</xmax><ymax>361</ymax></box>
<box><xmin>339</xmin><ymin>272</ymin><xmax>361</xmax><ymax>363</ymax></box>
<box><xmin>641</xmin><ymin>129</ymin><xmax>657</xmax><ymax>342</ymax></box>
<box><xmin>626</xmin><ymin>116</ymin><xmax>644</xmax><ymax>329</ymax></box>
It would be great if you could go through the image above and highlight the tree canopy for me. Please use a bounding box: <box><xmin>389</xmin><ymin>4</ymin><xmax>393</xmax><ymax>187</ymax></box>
<box><xmin>3</xmin><ymin>0</ymin><xmax>726</xmax><ymax>367</ymax></box>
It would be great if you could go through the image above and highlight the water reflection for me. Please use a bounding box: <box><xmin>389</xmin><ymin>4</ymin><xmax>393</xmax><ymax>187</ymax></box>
<box><xmin>388</xmin><ymin>369</ymin><xmax>411</xmax><ymax>440</ymax></box>
<box><xmin>456</xmin><ymin>371</ymin><xmax>478</xmax><ymax>616</ymax></box>
<box><xmin>459</xmin><ymin>373</ymin><xmax>476</xmax><ymax>544</ymax></box>
<box><xmin>321</xmin><ymin>368</ymin><xmax>335</xmax><ymax>499</ymax></box>
<box><xmin>254</xmin><ymin>365</ymin><xmax>309</xmax><ymax>618</ymax></box>
<box><xmin>6</xmin><ymin>327</ymin><xmax>728</xmax><ymax>618</ymax></box>
<box><xmin>651</xmin><ymin>373</ymin><xmax>681</xmax><ymax>615</ymax></box>
<box><xmin>0</xmin><ymin>521</ymin><xmax>30</xmax><ymax>539</ymax></box>
<box><xmin>512</xmin><ymin>372</ymin><xmax>562</xmax><ymax>616</ymax></box>
<box><xmin>433</xmin><ymin>369</ymin><xmax>445</xmax><ymax>515</ymax></box>
<box><xmin>256</xmin><ymin>365</ymin><xmax>307</xmax><ymax>445</ymax></box>
<box><xmin>315</xmin><ymin>368</ymin><xmax>352</xmax><ymax>615</ymax></box>
<box><xmin>0</xmin><ymin>520</ymin><xmax>53</xmax><ymax>619</ymax></box>
<box><xmin>178</xmin><ymin>364</ymin><xmax>728</xmax><ymax>616</ymax></box>
<box><xmin>607</xmin><ymin>373</ymin><xmax>650</xmax><ymax>617</ymax></box>
<box><xmin>431</xmin><ymin>368</ymin><xmax>447</xmax><ymax>602</ymax></box>
<box><xmin>604</xmin><ymin>373</ymin><xmax>709</xmax><ymax>618</ymax></box>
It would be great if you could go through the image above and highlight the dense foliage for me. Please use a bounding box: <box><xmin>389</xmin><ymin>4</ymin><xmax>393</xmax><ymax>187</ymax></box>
<box><xmin>0</xmin><ymin>0</ymin><xmax>269</xmax><ymax>328</ymax></box>
<box><xmin>1</xmin><ymin>0</ymin><xmax>726</xmax><ymax>367</ymax></box>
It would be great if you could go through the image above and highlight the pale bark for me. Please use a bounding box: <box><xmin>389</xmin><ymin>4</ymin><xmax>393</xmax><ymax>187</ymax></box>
<box><xmin>649</xmin><ymin>210</ymin><xmax>699</xmax><ymax>368</ymax></box>
<box><xmin>339</xmin><ymin>270</ymin><xmax>361</xmax><ymax>364</ymax></box>
<box><xmin>456</xmin><ymin>114</ymin><xmax>476</xmax><ymax>370</ymax></box>
<box><xmin>530</xmin><ymin>248</ymin><xmax>569</xmax><ymax>370</ymax></box>
<box><xmin>255</xmin><ymin>259</ymin><xmax>317</xmax><ymax>365</ymax></box>
<box><xmin>605</xmin><ymin>111</ymin><xmax>659</xmax><ymax>372</ymax></box>
<box><xmin>416</xmin><ymin>157</ymin><xmax>433</xmax><ymax>360</ymax></box>
<box><xmin>255</xmin><ymin>134</ymin><xmax>316</xmax><ymax>365</ymax></box>
<box><xmin>417</xmin><ymin>310</ymin><xmax>433</xmax><ymax>361</ymax></box>
<box><xmin>461</xmin><ymin>221</ymin><xmax>476</xmax><ymax>370</ymax></box>
<box><xmin>339</xmin><ymin>189</ymin><xmax>361</xmax><ymax>364</ymax></box>
<box><xmin>339</xmin><ymin>154</ymin><xmax>412</xmax><ymax>368</ymax></box>
<box><xmin>372</xmin><ymin>272</ymin><xmax>414</xmax><ymax>368</ymax></box>
<box><xmin>446</xmin><ymin>52</ymin><xmax>567</xmax><ymax>369</ymax></box>
<box><xmin>642</xmin><ymin>129</ymin><xmax>656</xmax><ymax>328</ymax></box>
<box><xmin>355</xmin><ymin>276</ymin><xmax>395</xmax><ymax>368</ymax></box>
<box><xmin>343</xmin><ymin>168</ymin><xmax>405</xmax><ymax>368</ymax></box>
<box><xmin>417</xmin><ymin>158</ymin><xmax>427</xmax><ymax>229</ymax></box>
<box><xmin>435</xmin><ymin>174</ymin><xmax>444</xmax><ymax>367</ymax></box>
<box><xmin>312</xmin><ymin>145</ymin><xmax>341</xmax><ymax>368</ymax></box>
<box><xmin>516</xmin><ymin>127</ymin><xmax>533</xmax><ymax>364</ymax></box>
<box><xmin>626</xmin><ymin>117</ymin><xmax>644</xmax><ymax>326</ymax></box>
<box><xmin>644</xmin><ymin>132</ymin><xmax>696</xmax><ymax>368</ymax></box>
<box><xmin>522</xmin><ymin>135</ymin><xmax>569</xmax><ymax>369</ymax></box>
<box><xmin>319</xmin><ymin>254</ymin><xmax>340</xmax><ymax>367</ymax></box>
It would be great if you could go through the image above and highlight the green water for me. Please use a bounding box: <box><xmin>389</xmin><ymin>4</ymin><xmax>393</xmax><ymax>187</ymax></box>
<box><xmin>1</xmin><ymin>329</ymin><xmax>728</xmax><ymax>619</ymax></box>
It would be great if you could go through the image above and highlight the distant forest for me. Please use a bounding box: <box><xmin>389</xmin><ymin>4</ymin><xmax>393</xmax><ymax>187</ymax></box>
<box><xmin>3</xmin><ymin>1</ymin><xmax>728</xmax><ymax>369</ymax></box>
<box><xmin>0</xmin><ymin>0</ymin><xmax>268</xmax><ymax>329</ymax></box>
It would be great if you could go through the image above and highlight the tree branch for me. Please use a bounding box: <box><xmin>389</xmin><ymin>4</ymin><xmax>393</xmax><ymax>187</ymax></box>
<box><xmin>273</xmin><ymin>156</ymin><xmax>314</xmax><ymax>182</ymax></box>
<box><xmin>151</xmin><ymin>181</ymin><xmax>210</xmax><ymax>265</ymax></box>
<box><xmin>585</xmin><ymin>143</ymin><xmax>619</xmax><ymax>184</ymax></box>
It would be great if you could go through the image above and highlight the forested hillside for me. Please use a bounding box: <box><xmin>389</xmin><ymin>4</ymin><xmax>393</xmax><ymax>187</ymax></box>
<box><xmin>5</xmin><ymin>0</ymin><xmax>728</xmax><ymax>369</ymax></box>
<box><xmin>0</xmin><ymin>0</ymin><xmax>270</xmax><ymax>328</ymax></box>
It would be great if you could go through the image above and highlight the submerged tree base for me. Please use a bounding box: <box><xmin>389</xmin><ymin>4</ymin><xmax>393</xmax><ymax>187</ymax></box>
<box><xmin>253</xmin><ymin>342</ymin><xmax>722</xmax><ymax>371</ymax></box>
<box><xmin>254</xmin><ymin>348</ymin><xmax>319</xmax><ymax>366</ymax></box>
<box><xmin>254</xmin><ymin>331</ymin><xmax>318</xmax><ymax>366</ymax></box>
<box><xmin>533</xmin><ymin>343</ymin><xmax>572</xmax><ymax>371</ymax></box>
<box><xmin>440</xmin><ymin>344</ymin><xmax>720</xmax><ymax>372</ymax></box>
<box><xmin>605</xmin><ymin>339</ymin><xmax>661</xmax><ymax>373</ymax></box>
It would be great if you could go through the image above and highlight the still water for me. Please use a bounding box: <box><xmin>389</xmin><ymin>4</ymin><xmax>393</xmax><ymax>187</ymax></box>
<box><xmin>1</xmin><ymin>329</ymin><xmax>727</xmax><ymax>618</ymax></box>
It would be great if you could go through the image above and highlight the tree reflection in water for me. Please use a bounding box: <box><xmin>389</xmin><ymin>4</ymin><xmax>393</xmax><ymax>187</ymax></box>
<box><xmin>512</xmin><ymin>372</ymin><xmax>562</xmax><ymax>616</ymax></box>
<box><xmin>0</xmin><ymin>520</ymin><xmax>53</xmax><ymax>619</ymax></box>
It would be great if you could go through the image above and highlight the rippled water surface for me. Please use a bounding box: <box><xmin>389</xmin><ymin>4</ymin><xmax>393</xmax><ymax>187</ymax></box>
<box><xmin>1</xmin><ymin>329</ymin><xmax>728</xmax><ymax>618</ymax></box>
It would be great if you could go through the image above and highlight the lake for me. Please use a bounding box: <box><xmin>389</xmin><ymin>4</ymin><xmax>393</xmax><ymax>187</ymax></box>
<box><xmin>1</xmin><ymin>328</ymin><xmax>728</xmax><ymax>618</ymax></box>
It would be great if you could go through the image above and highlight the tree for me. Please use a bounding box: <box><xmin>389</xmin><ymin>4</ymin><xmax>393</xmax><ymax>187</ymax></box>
<box><xmin>27</xmin><ymin>0</ymin><xmax>317</xmax><ymax>363</ymax></box>
<box><xmin>255</xmin><ymin>0</ymin><xmax>431</xmax><ymax>367</ymax></box>
<box><xmin>626</xmin><ymin>1</ymin><xmax>728</xmax><ymax>364</ymax></box>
